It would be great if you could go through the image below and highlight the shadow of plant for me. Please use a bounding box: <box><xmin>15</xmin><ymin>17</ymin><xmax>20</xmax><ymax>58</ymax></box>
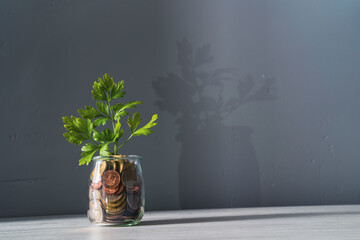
<box><xmin>153</xmin><ymin>39</ymin><xmax>276</xmax><ymax>209</ymax></box>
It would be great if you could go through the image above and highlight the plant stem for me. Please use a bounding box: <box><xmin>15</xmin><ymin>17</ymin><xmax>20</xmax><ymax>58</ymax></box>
<box><xmin>117</xmin><ymin>134</ymin><xmax>133</xmax><ymax>152</ymax></box>
<box><xmin>106</xmin><ymin>97</ymin><xmax>115</xmax><ymax>132</ymax></box>
<box><xmin>114</xmin><ymin>142</ymin><xmax>118</xmax><ymax>155</ymax></box>
<box><xmin>90</xmin><ymin>139</ymin><xmax>99</xmax><ymax>147</ymax></box>
<box><xmin>106</xmin><ymin>94</ymin><xmax>118</xmax><ymax>155</ymax></box>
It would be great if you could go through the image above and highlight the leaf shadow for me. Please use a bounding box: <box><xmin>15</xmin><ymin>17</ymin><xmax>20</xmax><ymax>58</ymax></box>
<box><xmin>153</xmin><ymin>38</ymin><xmax>276</xmax><ymax>209</ymax></box>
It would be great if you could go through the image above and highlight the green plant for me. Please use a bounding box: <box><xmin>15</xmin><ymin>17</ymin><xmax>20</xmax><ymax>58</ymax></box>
<box><xmin>62</xmin><ymin>73</ymin><xmax>158</xmax><ymax>165</ymax></box>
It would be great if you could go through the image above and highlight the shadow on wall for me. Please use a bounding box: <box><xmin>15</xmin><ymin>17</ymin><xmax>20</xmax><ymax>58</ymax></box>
<box><xmin>153</xmin><ymin>39</ymin><xmax>276</xmax><ymax>209</ymax></box>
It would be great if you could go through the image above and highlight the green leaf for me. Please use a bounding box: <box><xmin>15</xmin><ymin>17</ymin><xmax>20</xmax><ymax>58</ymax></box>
<box><xmin>132</xmin><ymin>114</ymin><xmax>158</xmax><ymax>136</ymax></box>
<box><xmin>99</xmin><ymin>142</ymin><xmax>111</xmax><ymax>156</ymax></box>
<box><xmin>114</xmin><ymin>120</ymin><xmax>124</xmax><ymax>142</ymax></box>
<box><xmin>79</xmin><ymin>149</ymin><xmax>98</xmax><ymax>165</ymax></box>
<box><xmin>93</xmin><ymin>128</ymin><xmax>114</xmax><ymax>142</ymax></box>
<box><xmin>127</xmin><ymin>112</ymin><xmax>142</xmax><ymax>133</ymax></box>
<box><xmin>63</xmin><ymin>131</ymin><xmax>88</xmax><ymax>145</ymax></box>
<box><xmin>114</xmin><ymin>120</ymin><xmax>121</xmax><ymax>133</ymax></box>
<box><xmin>63</xmin><ymin>116</ymin><xmax>92</xmax><ymax>139</ymax></box>
<box><xmin>110</xmin><ymin>80</ymin><xmax>126</xmax><ymax>100</ymax></box>
<box><xmin>91</xmin><ymin>81</ymin><xmax>107</xmax><ymax>101</ymax></box>
<box><xmin>96</xmin><ymin>101</ymin><xmax>109</xmax><ymax>117</ymax></box>
<box><xmin>112</xmin><ymin>103</ymin><xmax>129</xmax><ymax>120</ymax></box>
<box><xmin>100</xmin><ymin>73</ymin><xmax>116</xmax><ymax>93</ymax></box>
<box><xmin>78</xmin><ymin>106</ymin><xmax>102</xmax><ymax>119</ymax></box>
<box><xmin>112</xmin><ymin>103</ymin><xmax>123</xmax><ymax>113</ymax></box>
<box><xmin>114</xmin><ymin>101</ymin><xmax>142</xmax><ymax>120</ymax></box>
<box><xmin>133</xmin><ymin>128</ymin><xmax>153</xmax><ymax>136</ymax></box>
<box><xmin>93</xmin><ymin>117</ymin><xmax>108</xmax><ymax>128</ymax></box>
<box><xmin>143</xmin><ymin>114</ymin><xmax>158</xmax><ymax>129</ymax></box>
<box><xmin>81</xmin><ymin>142</ymin><xmax>98</xmax><ymax>152</ymax></box>
<box><xmin>79</xmin><ymin>142</ymin><xmax>99</xmax><ymax>165</ymax></box>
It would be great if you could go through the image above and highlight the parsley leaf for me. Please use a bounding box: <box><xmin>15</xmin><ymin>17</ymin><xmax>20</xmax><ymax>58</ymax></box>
<box><xmin>79</xmin><ymin>142</ymin><xmax>99</xmax><ymax>165</ymax></box>
<box><xmin>99</xmin><ymin>142</ymin><xmax>111</xmax><ymax>156</ymax></box>
<box><xmin>96</xmin><ymin>101</ymin><xmax>109</xmax><ymax>117</ymax></box>
<box><xmin>93</xmin><ymin>128</ymin><xmax>114</xmax><ymax>142</ymax></box>
<box><xmin>133</xmin><ymin>114</ymin><xmax>158</xmax><ymax>136</ymax></box>
<box><xmin>110</xmin><ymin>80</ymin><xmax>126</xmax><ymax>100</ymax></box>
<box><xmin>63</xmin><ymin>131</ymin><xmax>88</xmax><ymax>145</ymax></box>
<box><xmin>78</xmin><ymin>106</ymin><xmax>102</xmax><ymax>119</ymax></box>
<box><xmin>62</xmin><ymin>116</ymin><xmax>92</xmax><ymax>144</ymax></box>
<box><xmin>100</xmin><ymin>73</ymin><xmax>116</xmax><ymax>93</ymax></box>
<box><xmin>114</xmin><ymin>120</ymin><xmax>124</xmax><ymax>142</ymax></box>
<box><xmin>127</xmin><ymin>112</ymin><xmax>142</xmax><ymax>133</ymax></box>
<box><xmin>114</xmin><ymin>101</ymin><xmax>142</xmax><ymax>120</ymax></box>
<box><xmin>93</xmin><ymin>117</ymin><xmax>108</xmax><ymax>128</ymax></box>
<box><xmin>91</xmin><ymin>80</ymin><xmax>107</xmax><ymax>101</ymax></box>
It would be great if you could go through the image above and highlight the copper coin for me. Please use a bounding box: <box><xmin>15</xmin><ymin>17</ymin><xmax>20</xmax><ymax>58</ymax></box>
<box><xmin>105</xmin><ymin>214</ymin><xmax>123</xmax><ymax>220</ymax></box>
<box><xmin>126</xmin><ymin>186</ymin><xmax>140</xmax><ymax>192</ymax></box>
<box><xmin>101</xmin><ymin>189</ymin><xmax>124</xmax><ymax>203</ymax></box>
<box><xmin>106</xmin><ymin>190</ymin><xmax>125</xmax><ymax>203</ymax></box>
<box><xmin>102</xmin><ymin>170</ymin><xmax>120</xmax><ymax>188</ymax></box>
<box><xmin>91</xmin><ymin>182</ymin><xmax>102</xmax><ymax>190</ymax></box>
<box><xmin>114</xmin><ymin>184</ymin><xmax>124</xmax><ymax>195</ymax></box>
<box><xmin>104</xmin><ymin>213</ymin><xmax>124</xmax><ymax>220</ymax></box>
<box><xmin>104</xmin><ymin>185</ymin><xmax>119</xmax><ymax>195</ymax></box>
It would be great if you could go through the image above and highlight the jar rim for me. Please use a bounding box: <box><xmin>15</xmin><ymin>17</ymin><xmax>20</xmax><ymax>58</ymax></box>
<box><xmin>92</xmin><ymin>155</ymin><xmax>142</xmax><ymax>161</ymax></box>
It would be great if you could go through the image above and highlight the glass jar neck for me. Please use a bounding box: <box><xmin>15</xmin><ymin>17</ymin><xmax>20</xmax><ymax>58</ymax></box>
<box><xmin>92</xmin><ymin>155</ymin><xmax>142</xmax><ymax>162</ymax></box>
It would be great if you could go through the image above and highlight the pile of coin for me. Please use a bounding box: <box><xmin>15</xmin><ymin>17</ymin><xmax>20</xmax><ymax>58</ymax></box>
<box><xmin>87</xmin><ymin>157</ymin><xmax>143</xmax><ymax>224</ymax></box>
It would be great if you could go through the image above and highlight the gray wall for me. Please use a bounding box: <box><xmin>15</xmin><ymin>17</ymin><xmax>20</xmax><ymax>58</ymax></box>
<box><xmin>1</xmin><ymin>0</ymin><xmax>360</xmax><ymax>218</ymax></box>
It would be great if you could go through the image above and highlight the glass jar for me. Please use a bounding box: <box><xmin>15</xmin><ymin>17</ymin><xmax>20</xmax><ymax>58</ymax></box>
<box><xmin>87</xmin><ymin>155</ymin><xmax>144</xmax><ymax>226</ymax></box>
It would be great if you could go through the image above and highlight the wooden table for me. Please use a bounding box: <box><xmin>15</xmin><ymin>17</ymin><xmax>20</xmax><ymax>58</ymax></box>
<box><xmin>1</xmin><ymin>205</ymin><xmax>360</xmax><ymax>239</ymax></box>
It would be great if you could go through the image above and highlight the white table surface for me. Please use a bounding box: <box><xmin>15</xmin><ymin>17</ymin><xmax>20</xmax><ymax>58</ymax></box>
<box><xmin>1</xmin><ymin>205</ymin><xmax>360</xmax><ymax>240</ymax></box>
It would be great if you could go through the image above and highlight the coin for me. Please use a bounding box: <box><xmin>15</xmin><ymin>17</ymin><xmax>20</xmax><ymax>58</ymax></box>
<box><xmin>104</xmin><ymin>188</ymin><xmax>125</xmax><ymax>203</ymax></box>
<box><xmin>126</xmin><ymin>186</ymin><xmax>140</xmax><ymax>192</ymax></box>
<box><xmin>104</xmin><ymin>194</ymin><xmax>126</xmax><ymax>208</ymax></box>
<box><xmin>119</xmin><ymin>159</ymin><xmax>124</xmax><ymax>172</ymax></box>
<box><xmin>90</xmin><ymin>161</ymin><xmax>107</xmax><ymax>181</ymax></box>
<box><xmin>104</xmin><ymin>185</ymin><xmax>119</xmax><ymax>195</ymax></box>
<box><xmin>91</xmin><ymin>182</ymin><xmax>102</xmax><ymax>190</ymax></box>
<box><xmin>107</xmin><ymin>161</ymin><xmax>117</xmax><ymax>171</ymax></box>
<box><xmin>104</xmin><ymin>200</ymin><xmax>126</xmax><ymax>214</ymax></box>
<box><xmin>101</xmin><ymin>187</ymin><xmax>123</xmax><ymax>202</ymax></box>
<box><xmin>102</xmin><ymin>170</ymin><xmax>121</xmax><ymax>189</ymax></box>
<box><xmin>114</xmin><ymin>183</ymin><xmax>124</xmax><ymax>195</ymax></box>
<box><xmin>127</xmin><ymin>191</ymin><xmax>140</xmax><ymax>210</ymax></box>
<box><xmin>105</xmin><ymin>214</ymin><xmax>123</xmax><ymax>220</ymax></box>
<box><xmin>122</xmin><ymin>161</ymin><xmax>135</xmax><ymax>171</ymax></box>
<box><xmin>121</xmin><ymin>165</ymin><xmax>138</xmax><ymax>189</ymax></box>
<box><xmin>121</xmin><ymin>208</ymin><xmax>139</xmax><ymax>219</ymax></box>
<box><xmin>105</xmin><ymin>192</ymin><xmax>124</xmax><ymax>204</ymax></box>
